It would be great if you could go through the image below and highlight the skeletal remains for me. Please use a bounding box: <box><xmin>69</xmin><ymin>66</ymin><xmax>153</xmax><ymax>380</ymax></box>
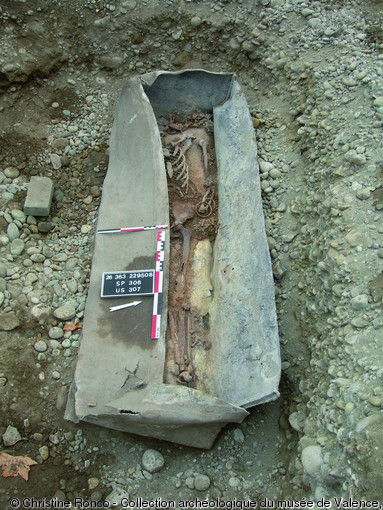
<box><xmin>163</xmin><ymin>126</ymin><xmax>217</xmax><ymax>386</ymax></box>
<box><xmin>163</xmin><ymin>135</ymin><xmax>194</xmax><ymax>194</ymax></box>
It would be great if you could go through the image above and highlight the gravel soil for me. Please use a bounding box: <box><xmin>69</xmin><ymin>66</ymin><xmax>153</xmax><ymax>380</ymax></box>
<box><xmin>1</xmin><ymin>0</ymin><xmax>383</xmax><ymax>506</ymax></box>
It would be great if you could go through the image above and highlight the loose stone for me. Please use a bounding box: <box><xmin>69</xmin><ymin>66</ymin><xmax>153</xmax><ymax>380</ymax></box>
<box><xmin>88</xmin><ymin>477</ymin><xmax>99</xmax><ymax>490</ymax></box>
<box><xmin>34</xmin><ymin>340</ymin><xmax>48</xmax><ymax>353</ymax></box>
<box><xmin>49</xmin><ymin>327</ymin><xmax>64</xmax><ymax>339</ymax></box>
<box><xmin>52</xmin><ymin>138</ymin><xmax>69</xmax><ymax>150</ymax></box>
<box><xmin>356</xmin><ymin>189</ymin><xmax>370</xmax><ymax>200</ymax></box>
<box><xmin>273</xmin><ymin>260</ymin><xmax>287</xmax><ymax>280</ymax></box>
<box><xmin>142</xmin><ymin>449</ymin><xmax>165</xmax><ymax>473</ymax></box>
<box><xmin>0</xmin><ymin>313</ymin><xmax>20</xmax><ymax>331</ymax></box>
<box><xmin>50</xmin><ymin>154</ymin><xmax>62</xmax><ymax>170</ymax></box>
<box><xmin>301</xmin><ymin>445</ymin><xmax>323</xmax><ymax>476</ymax></box>
<box><xmin>11</xmin><ymin>209</ymin><xmax>26</xmax><ymax>223</ymax></box>
<box><xmin>3</xmin><ymin>425</ymin><xmax>22</xmax><ymax>446</ymax></box>
<box><xmin>54</xmin><ymin>303</ymin><xmax>76</xmax><ymax>321</ymax></box>
<box><xmin>351</xmin><ymin>294</ymin><xmax>369</xmax><ymax>311</ymax></box>
<box><xmin>194</xmin><ymin>474</ymin><xmax>211</xmax><ymax>491</ymax></box>
<box><xmin>38</xmin><ymin>221</ymin><xmax>55</xmax><ymax>233</ymax></box>
<box><xmin>106</xmin><ymin>488</ymin><xmax>130</xmax><ymax>506</ymax></box>
<box><xmin>233</xmin><ymin>428</ymin><xmax>245</xmax><ymax>443</ymax></box>
<box><xmin>7</xmin><ymin>223</ymin><xmax>20</xmax><ymax>241</ymax></box>
<box><xmin>10</xmin><ymin>239</ymin><xmax>25</xmax><ymax>256</ymax></box>
<box><xmin>186</xmin><ymin>477</ymin><xmax>195</xmax><ymax>489</ymax></box>
<box><xmin>228</xmin><ymin>476</ymin><xmax>241</xmax><ymax>488</ymax></box>
<box><xmin>259</xmin><ymin>160</ymin><xmax>274</xmax><ymax>173</ymax></box>
<box><xmin>39</xmin><ymin>445</ymin><xmax>49</xmax><ymax>461</ymax></box>
<box><xmin>30</xmin><ymin>304</ymin><xmax>51</xmax><ymax>321</ymax></box>
<box><xmin>4</xmin><ymin>167</ymin><xmax>20</xmax><ymax>179</ymax></box>
<box><xmin>191</xmin><ymin>16</ymin><xmax>202</xmax><ymax>27</ymax></box>
<box><xmin>81</xmin><ymin>225</ymin><xmax>92</xmax><ymax>234</ymax></box>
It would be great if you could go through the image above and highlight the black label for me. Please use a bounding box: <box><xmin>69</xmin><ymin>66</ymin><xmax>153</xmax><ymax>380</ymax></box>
<box><xmin>101</xmin><ymin>270</ymin><xmax>155</xmax><ymax>298</ymax></box>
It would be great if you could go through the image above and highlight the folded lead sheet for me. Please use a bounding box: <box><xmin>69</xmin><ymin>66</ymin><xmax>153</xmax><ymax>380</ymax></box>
<box><xmin>65</xmin><ymin>70</ymin><xmax>280</xmax><ymax>449</ymax></box>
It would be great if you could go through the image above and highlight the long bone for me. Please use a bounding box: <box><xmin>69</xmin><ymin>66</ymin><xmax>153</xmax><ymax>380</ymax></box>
<box><xmin>171</xmin><ymin>201</ymin><xmax>194</xmax><ymax>293</ymax></box>
<box><xmin>169</xmin><ymin>312</ymin><xmax>183</xmax><ymax>366</ymax></box>
<box><xmin>198</xmin><ymin>139</ymin><xmax>213</xmax><ymax>187</ymax></box>
<box><xmin>177</xmin><ymin>225</ymin><xmax>191</xmax><ymax>279</ymax></box>
<box><xmin>170</xmin><ymin>134</ymin><xmax>195</xmax><ymax>148</ymax></box>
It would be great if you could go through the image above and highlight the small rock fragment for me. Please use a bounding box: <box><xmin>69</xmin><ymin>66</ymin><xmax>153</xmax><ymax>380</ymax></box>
<box><xmin>3</xmin><ymin>425</ymin><xmax>22</xmax><ymax>446</ymax></box>
<box><xmin>273</xmin><ymin>260</ymin><xmax>287</xmax><ymax>280</ymax></box>
<box><xmin>233</xmin><ymin>428</ymin><xmax>245</xmax><ymax>443</ymax></box>
<box><xmin>38</xmin><ymin>221</ymin><xmax>55</xmax><ymax>233</ymax></box>
<box><xmin>50</xmin><ymin>154</ymin><xmax>62</xmax><ymax>170</ymax></box>
<box><xmin>106</xmin><ymin>488</ymin><xmax>130</xmax><ymax>505</ymax></box>
<box><xmin>39</xmin><ymin>445</ymin><xmax>49</xmax><ymax>461</ymax></box>
<box><xmin>88</xmin><ymin>477</ymin><xmax>99</xmax><ymax>490</ymax></box>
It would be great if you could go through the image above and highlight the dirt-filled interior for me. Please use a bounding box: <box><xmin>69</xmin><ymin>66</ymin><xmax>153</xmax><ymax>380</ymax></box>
<box><xmin>160</xmin><ymin>113</ymin><xmax>218</xmax><ymax>391</ymax></box>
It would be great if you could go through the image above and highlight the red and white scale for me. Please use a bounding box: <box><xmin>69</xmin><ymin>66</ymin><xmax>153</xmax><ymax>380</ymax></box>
<box><xmin>98</xmin><ymin>224</ymin><xmax>168</xmax><ymax>339</ymax></box>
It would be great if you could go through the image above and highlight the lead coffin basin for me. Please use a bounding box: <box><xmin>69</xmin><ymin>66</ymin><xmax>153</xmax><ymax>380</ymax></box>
<box><xmin>65</xmin><ymin>70</ymin><xmax>281</xmax><ymax>449</ymax></box>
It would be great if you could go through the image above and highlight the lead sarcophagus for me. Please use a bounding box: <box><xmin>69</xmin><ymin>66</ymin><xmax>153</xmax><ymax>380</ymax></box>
<box><xmin>65</xmin><ymin>70</ymin><xmax>281</xmax><ymax>449</ymax></box>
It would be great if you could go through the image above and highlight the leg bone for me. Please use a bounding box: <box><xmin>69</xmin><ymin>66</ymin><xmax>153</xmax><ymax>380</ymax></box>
<box><xmin>199</xmin><ymin>139</ymin><xmax>213</xmax><ymax>187</ymax></box>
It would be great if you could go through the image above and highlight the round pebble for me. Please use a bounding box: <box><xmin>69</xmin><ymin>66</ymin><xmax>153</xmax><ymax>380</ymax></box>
<box><xmin>191</xmin><ymin>16</ymin><xmax>202</xmax><ymax>27</ymax></box>
<box><xmin>49</xmin><ymin>327</ymin><xmax>64</xmax><ymax>339</ymax></box>
<box><xmin>10</xmin><ymin>239</ymin><xmax>25</xmax><ymax>256</ymax></box>
<box><xmin>141</xmin><ymin>449</ymin><xmax>165</xmax><ymax>473</ymax></box>
<box><xmin>4</xmin><ymin>167</ymin><xmax>20</xmax><ymax>179</ymax></box>
<box><xmin>228</xmin><ymin>476</ymin><xmax>241</xmax><ymax>488</ymax></box>
<box><xmin>7</xmin><ymin>223</ymin><xmax>20</xmax><ymax>241</ymax></box>
<box><xmin>356</xmin><ymin>188</ymin><xmax>370</xmax><ymax>200</ymax></box>
<box><xmin>34</xmin><ymin>340</ymin><xmax>48</xmax><ymax>353</ymax></box>
<box><xmin>194</xmin><ymin>474</ymin><xmax>211</xmax><ymax>491</ymax></box>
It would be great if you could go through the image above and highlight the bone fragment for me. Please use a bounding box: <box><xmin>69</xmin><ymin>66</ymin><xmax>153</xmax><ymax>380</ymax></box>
<box><xmin>169</xmin><ymin>312</ymin><xmax>183</xmax><ymax>366</ymax></box>
<box><xmin>172</xmin><ymin>201</ymin><xmax>194</xmax><ymax>226</ymax></box>
<box><xmin>178</xmin><ymin>225</ymin><xmax>191</xmax><ymax>277</ymax></box>
<box><xmin>179</xmin><ymin>309</ymin><xmax>186</xmax><ymax>363</ymax></box>
<box><xmin>170</xmin><ymin>134</ymin><xmax>195</xmax><ymax>148</ymax></box>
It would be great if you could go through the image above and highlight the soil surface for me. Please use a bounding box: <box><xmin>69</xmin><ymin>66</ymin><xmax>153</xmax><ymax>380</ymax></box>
<box><xmin>1</xmin><ymin>0</ymin><xmax>383</xmax><ymax>507</ymax></box>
